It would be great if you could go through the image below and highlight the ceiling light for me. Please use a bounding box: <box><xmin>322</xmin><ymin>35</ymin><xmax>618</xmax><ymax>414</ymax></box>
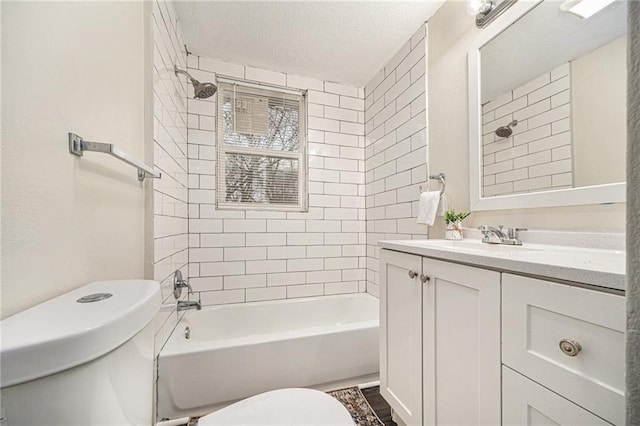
<box><xmin>560</xmin><ymin>0</ymin><xmax>616</xmax><ymax>19</ymax></box>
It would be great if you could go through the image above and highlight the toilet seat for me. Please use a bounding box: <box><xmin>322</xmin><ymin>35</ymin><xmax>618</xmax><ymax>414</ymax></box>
<box><xmin>198</xmin><ymin>388</ymin><xmax>354</xmax><ymax>425</ymax></box>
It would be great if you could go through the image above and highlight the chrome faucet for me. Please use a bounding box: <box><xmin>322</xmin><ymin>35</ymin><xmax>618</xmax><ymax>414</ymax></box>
<box><xmin>173</xmin><ymin>269</ymin><xmax>202</xmax><ymax>311</ymax></box>
<box><xmin>173</xmin><ymin>270</ymin><xmax>192</xmax><ymax>299</ymax></box>
<box><xmin>177</xmin><ymin>299</ymin><xmax>201</xmax><ymax>311</ymax></box>
<box><xmin>478</xmin><ymin>225</ymin><xmax>527</xmax><ymax>245</ymax></box>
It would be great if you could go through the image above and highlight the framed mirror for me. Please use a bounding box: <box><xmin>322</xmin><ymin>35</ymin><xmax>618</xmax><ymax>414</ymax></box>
<box><xmin>468</xmin><ymin>0</ymin><xmax>627</xmax><ymax>211</ymax></box>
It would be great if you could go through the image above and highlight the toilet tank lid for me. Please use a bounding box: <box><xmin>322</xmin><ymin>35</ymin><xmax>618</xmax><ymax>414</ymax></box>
<box><xmin>0</xmin><ymin>280</ymin><xmax>161</xmax><ymax>388</ymax></box>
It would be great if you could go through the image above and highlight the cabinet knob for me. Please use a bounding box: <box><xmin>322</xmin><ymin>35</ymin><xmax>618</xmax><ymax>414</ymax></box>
<box><xmin>559</xmin><ymin>339</ymin><xmax>582</xmax><ymax>357</ymax></box>
<box><xmin>408</xmin><ymin>270</ymin><xmax>418</xmax><ymax>279</ymax></box>
<box><xmin>420</xmin><ymin>274</ymin><xmax>430</xmax><ymax>283</ymax></box>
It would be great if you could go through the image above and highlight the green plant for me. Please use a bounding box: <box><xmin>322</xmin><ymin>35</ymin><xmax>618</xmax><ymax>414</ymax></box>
<box><xmin>444</xmin><ymin>209</ymin><xmax>470</xmax><ymax>225</ymax></box>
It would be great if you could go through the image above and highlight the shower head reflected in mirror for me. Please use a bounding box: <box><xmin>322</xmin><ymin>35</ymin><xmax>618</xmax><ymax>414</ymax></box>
<box><xmin>495</xmin><ymin>120</ymin><xmax>518</xmax><ymax>138</ymax></box>
<box><xmin>174</xmin><ymin>65</ymin><xmax>217</xmax><ymax>99</ymax></box>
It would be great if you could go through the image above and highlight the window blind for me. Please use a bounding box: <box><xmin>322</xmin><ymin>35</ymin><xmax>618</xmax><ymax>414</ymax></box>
<box><xmin>216</xmin><ymin>80</ymin><xmax>307</xmax><ymax>211</ymax></box>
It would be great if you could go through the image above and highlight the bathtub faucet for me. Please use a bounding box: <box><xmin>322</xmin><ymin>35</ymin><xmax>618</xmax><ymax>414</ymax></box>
<box><xmin>177</xmin><ymin>299</ymin><xmax>201</xmax><ymax>311</ymax></box>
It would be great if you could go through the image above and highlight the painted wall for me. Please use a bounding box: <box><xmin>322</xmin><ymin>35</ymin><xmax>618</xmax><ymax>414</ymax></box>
<box><xmin>426</xmin><ymin>0</ymin><xmax>625</xmax><ymax>238</ymax></box>
<box><xmin>151</xmin><ymin>0</ymin><xmax>190</xmax><ymax>352</ymax></box>
<box><xmin>626</xmin><ymin>1</ymin><xmax>640</xmax><ymax>423</ymax></box>
<box><xmin>364</xmin><ymin>25</ymin><xmax>429</xmax><ymax>298</ymax></box>
<box><xmin>186</xmin><ymin>56</ymin><xmax>367</xmax><ymax>304</ymax></box>
<box><xmin>1</xmin><ymin>2</ymin><xmax>150</xmax><ymax>319</ymax></box>
<box><xmin>573</xmin><ymin>36</ymin><xmax>627</xmax><ymax>187</ymax></box>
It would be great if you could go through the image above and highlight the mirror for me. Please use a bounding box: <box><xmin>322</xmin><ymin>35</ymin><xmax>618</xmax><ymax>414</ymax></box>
<box><xmin>468</xmin><ymin>0</ymin><xmax>627</xmax><ymax>211</ymax></box>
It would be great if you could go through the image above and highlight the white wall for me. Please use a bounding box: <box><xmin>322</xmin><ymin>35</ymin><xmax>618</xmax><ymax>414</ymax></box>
<box><xmin>573</xmin><ymin>36</ymin><xmax>627</xmax><ymax>187</ymax></box>
<box><xmin>427</xmin><ymin>0</ymin><xmax>625</xmax><ymax>238</ymax></box>
<box><xmin>364</xmin><ymin>25</ymin><xmax>429</xmax><ymax>298</ymax></box>
<box><xmin>151</xmin><ymin>0</ymin><xmax>190</xmax><ymax>352</ymax></box>
<box><xmin>1</xmin><ymin>2</ymin><xmax>150</xmax><ymax>319</ymax></box>
<box><xmin>186</xmin><ymin>56</ymin><xmax>367</xmax><ymax>304</ymax></box>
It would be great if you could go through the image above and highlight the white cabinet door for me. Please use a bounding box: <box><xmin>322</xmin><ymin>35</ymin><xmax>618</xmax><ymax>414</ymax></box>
<box><xmin>422</xmin><ymin>258</ymin><xmax>501</xmax><ymax>426</ymax></box>
<box><xmin>502</xmin><ymin>274</ymin><xmax>625</xmax><ymax>425</ymax></box>
<box><xmin>380</xmin><ymin>249</ymin><xmax>424</xmax><ymax>425</ymax></box>
<box><xmin>503</xmin><ymin>366</ymin><xmax>611</xmax><ymax>426</ymax></box>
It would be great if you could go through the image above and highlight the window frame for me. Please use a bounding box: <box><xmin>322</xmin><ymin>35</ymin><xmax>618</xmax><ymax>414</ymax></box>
<box><xmin>215</xmin><ymin>76</ymin><xmax>308</xmax><ymax>212</ymax></box>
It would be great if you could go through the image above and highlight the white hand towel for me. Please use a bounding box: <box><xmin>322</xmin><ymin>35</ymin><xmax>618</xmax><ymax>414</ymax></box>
<box><xmin>417</xmin><ymin>191</ymin><xmax>441</xmax><ymax>226</ymax></box>
<box><xmin>437</xmin><ymin>194</ymin><xmax>448</xmax><ymax>217</ymax></box>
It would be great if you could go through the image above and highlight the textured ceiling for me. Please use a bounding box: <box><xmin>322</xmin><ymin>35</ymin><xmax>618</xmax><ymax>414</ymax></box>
<box><xmin>173</xmin><ymin>1</ymin><xmax>445</xmax><ymax>87</ymax></box>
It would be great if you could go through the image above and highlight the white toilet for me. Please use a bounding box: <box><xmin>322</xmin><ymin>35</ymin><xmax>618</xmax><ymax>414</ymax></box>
<box><xmin>0</xmin><ymin>280</ymin><xmax>354</xmax><ymax>425</ymax></box>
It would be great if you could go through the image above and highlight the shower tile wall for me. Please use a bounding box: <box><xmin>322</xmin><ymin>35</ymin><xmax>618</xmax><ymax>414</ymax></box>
<box><xmin>186</xmin><ymin>56</ymin><xmax>367</xmax><ymax>304</ymax></box>
<box><xmin>482</xmin><ymin>63</ymin><xmax>573</xmax><ymax>196</ymax></box>
<box><xmin>152</xmin><ymin>0</ymin><xmax>189</xmax><ymax>352</ymax></box>
<box><xmin>365</xmin><ymin>24</ymin><xmax>429</xmax><ymax>298</ymax></box>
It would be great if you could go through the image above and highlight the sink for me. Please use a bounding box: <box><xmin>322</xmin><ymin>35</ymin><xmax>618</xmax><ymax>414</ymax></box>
<box><xmin>412</xmin><ymin>239</ymin><xmax>540</xmax><ymax>253</ymax></box>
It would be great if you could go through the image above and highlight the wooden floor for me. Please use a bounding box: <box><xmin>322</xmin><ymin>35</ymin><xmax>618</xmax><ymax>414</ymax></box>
<box><xmin>361</xmin><ymin>386</ymin><xmax>397</xmax><ymax>426</ymax></box>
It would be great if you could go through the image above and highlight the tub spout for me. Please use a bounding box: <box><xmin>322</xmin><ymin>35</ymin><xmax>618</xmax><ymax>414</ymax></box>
<box><xmin>177</xmin><ymin>300</ymin><xmax>201</xmax><ymax>311</ymax></box>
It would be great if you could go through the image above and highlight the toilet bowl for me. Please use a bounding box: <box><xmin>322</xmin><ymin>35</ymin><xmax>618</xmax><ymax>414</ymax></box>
<box><xmin>0</xmin><ymin>280</ymin><xmax>354</xmax><ymax>426</ymax></box>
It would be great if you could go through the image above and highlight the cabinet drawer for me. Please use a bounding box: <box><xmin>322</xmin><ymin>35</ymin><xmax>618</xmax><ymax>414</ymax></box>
<box><xmin>503</xmin><ymin>366</ymin><xmax>611</xmax><ymax>426</ymax></box>
<box><xmin>502</xmin><ymin>274</ymin><xmax>625</xmax><ymax>425</ymax></box>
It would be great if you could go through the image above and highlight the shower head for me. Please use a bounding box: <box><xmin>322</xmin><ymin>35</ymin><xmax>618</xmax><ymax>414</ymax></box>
<box><xmin>193</xmin><ymin>81</ymin><xmax>217</xmax><ymax>99</ymax></box>
<box><xmin>495</xmin><ymin>120</ymin><xmax>518</xmax><ymax>138</ymax></box>
<box><xmin>174</xmin><ymin>65</ymin><xmax>217</xmax><ymax>99</ymax></box>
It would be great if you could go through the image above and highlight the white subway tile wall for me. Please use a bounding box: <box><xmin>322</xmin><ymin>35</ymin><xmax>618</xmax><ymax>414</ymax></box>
<box><xmin>187</xmin><ymin>56</ymin><xmax>367</xmax><ymax>304</ymax></box>
<box><xmin>364</xmin><ymin>25</ymin><xmax>429</xmax><ymax>298</ymax></box>
<box><xmin>152</xmin><ymin>0</ymin><xmax>189</xmax><ymax>353</ymax></box>
<box><xmin>482</xmin><ymin>63</ymin><xmax>573</xmax><ymax>196</ymax></box>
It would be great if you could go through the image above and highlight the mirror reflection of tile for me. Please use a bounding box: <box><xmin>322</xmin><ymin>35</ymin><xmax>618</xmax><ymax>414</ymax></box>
<box><xmin>481</xmin><ymin>63</ymin><xmax>572</xmax><ymax>197</ymax></box>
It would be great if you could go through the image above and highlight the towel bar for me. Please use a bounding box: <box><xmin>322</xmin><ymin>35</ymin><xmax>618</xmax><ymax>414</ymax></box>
<box><xmin>69</xmin><ymin>132</ymin><xmax>161</xmax><ymax>181</ymax></box>
<box><xmin>420</xmin><ymin>173</ymin><xmax>446</xmax><ymax>195</ymax></box>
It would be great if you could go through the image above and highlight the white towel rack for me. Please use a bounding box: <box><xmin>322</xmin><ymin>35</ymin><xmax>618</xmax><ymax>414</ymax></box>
<box><xmin>68</xmin><ymin>132</ymin><xmax>161</xmax><ymax>181</ymax></box>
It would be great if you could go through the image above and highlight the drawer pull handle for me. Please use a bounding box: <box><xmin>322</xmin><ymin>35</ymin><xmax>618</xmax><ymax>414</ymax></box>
<box><xmin>420</xmin><ymin>274</ymin><xmax>431</xmax><ymax>283</ymax></box>
<box><xmin>559</xmin><ymin>339</ymin><xmax>582</xmax><ymax>357</ymax></box>
<box><xmin>408</xmin><ymin>270</ymin><xmax>418</xmax><ymax>279</ymax></box>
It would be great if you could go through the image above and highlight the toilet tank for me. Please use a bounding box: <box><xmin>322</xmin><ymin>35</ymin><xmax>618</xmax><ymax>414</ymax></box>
<box><xmin>0</xmin><ymin>280</ymin><xmax>161</xmax><ymax>426</ymax></box>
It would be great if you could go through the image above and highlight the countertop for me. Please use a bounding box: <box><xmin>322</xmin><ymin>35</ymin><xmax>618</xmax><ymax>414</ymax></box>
<box><xmin>378</xmin><ymin>239</ymin><xmax>626</xmax><ymax>291</ymax></box>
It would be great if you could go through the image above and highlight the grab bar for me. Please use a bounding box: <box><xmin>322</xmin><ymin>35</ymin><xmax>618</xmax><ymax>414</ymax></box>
<box><xmin>420</xmin><ymin>172</ymin><xmax>446</xmax><ymax>195</ymax></box>
<box><xmin>68</xmin><ymin>132</ymin><xmax>161</xmax><ymax>181</ymax></box>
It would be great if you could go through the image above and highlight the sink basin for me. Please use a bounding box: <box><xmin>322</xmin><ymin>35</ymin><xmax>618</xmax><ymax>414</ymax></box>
<box><xmin>412</xmin><ymin>239</ymin><xmax>540</xmax><ymax>253</ymax></box>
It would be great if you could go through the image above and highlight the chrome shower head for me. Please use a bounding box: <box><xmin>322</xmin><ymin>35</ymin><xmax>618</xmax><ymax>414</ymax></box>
<box><xmin>193</xmin><ymin>81</ymin><xmax>217</xmax><ymax>99</ymax></box>
<box><xmin>495</xmin><ymin>120</ymin><xmax>518</xmax><ymax>138</ymax></box>
<box><xmin>174</xmin><ymin>65</ymin><xmax>217</xmax><ymax>99</ymax></box>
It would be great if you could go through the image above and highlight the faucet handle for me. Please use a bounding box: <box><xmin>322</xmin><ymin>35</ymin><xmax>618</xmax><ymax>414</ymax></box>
<box><xmin>507</xmin><ymin>227</ymin><xmax>528</xmax><ymax>239</ymax></box>
<box><xmin>173</xmin><ymin>270</ymin><xmax>192</xmax><ymax>299</ymax></box>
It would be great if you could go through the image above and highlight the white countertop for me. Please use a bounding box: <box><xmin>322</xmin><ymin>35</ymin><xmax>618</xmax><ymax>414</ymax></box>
<box><xmin>378</xmin><ymin>239</ymin><xmax>626</xmax><ymax>291</ymax></box>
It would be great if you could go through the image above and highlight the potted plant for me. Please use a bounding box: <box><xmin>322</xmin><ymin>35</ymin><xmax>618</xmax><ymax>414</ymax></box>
<box><xmin>444</xmin><ymin>209</ymin><xmax>470</xmax><ymax>240</ymax></box>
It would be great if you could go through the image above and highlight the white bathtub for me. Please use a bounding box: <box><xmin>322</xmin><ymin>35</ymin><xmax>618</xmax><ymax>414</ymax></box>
<box><xmin>157</xmin><ymin>293</ymin><xmax>379</xmax><ymax>419</ymax></box>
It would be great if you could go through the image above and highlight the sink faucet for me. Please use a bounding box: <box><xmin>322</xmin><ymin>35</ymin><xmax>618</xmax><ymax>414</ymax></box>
<box><xmin>478</xmin><ymin>225</ymin><xmax>527</xmax><ymax>245</ymax></box>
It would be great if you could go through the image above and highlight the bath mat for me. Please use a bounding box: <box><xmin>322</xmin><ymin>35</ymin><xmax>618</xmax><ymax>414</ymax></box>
<box><xmin>327</xmin><ymin>386</ymin><xmax>385</xmax><ymax>426</ymax></box>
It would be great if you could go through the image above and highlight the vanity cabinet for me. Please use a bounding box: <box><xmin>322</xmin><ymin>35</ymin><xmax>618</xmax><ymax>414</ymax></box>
<box><xmin>502</xmin><ymin>366</ymin><xmax>611</xmax><ymax>426</ymax></box>
<box><xmin>502</xmin><ymin>274</ymin><xmax>626</xmax><ymax>425</ymax></box>
<box><xmin>379</xmin><ymin>250</ymin><xmax>423</xmax><ymax>424</ymax></box>
<box><xmin>380</xmin><ymin>249</ymin><xmax>501</xmax><ymax>426</ymax></box>
<box><xmin>380</xmin><ymin>246</ymin><xmax>625</xmax><ymax>426</ymax></box>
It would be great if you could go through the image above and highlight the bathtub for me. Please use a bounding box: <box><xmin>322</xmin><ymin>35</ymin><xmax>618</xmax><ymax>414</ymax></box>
<box><xmin>157</xmin><ymin>293</ymin><xmax>379</xmax><ymax>419</ymax></box>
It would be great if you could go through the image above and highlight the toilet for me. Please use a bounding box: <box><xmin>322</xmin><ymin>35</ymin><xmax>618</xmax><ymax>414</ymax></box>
<box><xmin>0</xmin><ymin>280</ymin><xmax>354</xmax><ymax>425</ymax></box>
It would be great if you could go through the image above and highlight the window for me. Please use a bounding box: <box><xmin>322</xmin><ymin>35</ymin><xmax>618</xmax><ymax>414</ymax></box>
<box><xmin>216</xmin><ymin>79</ymin><xmax>307</xmax><ymax>211</ymax></box>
